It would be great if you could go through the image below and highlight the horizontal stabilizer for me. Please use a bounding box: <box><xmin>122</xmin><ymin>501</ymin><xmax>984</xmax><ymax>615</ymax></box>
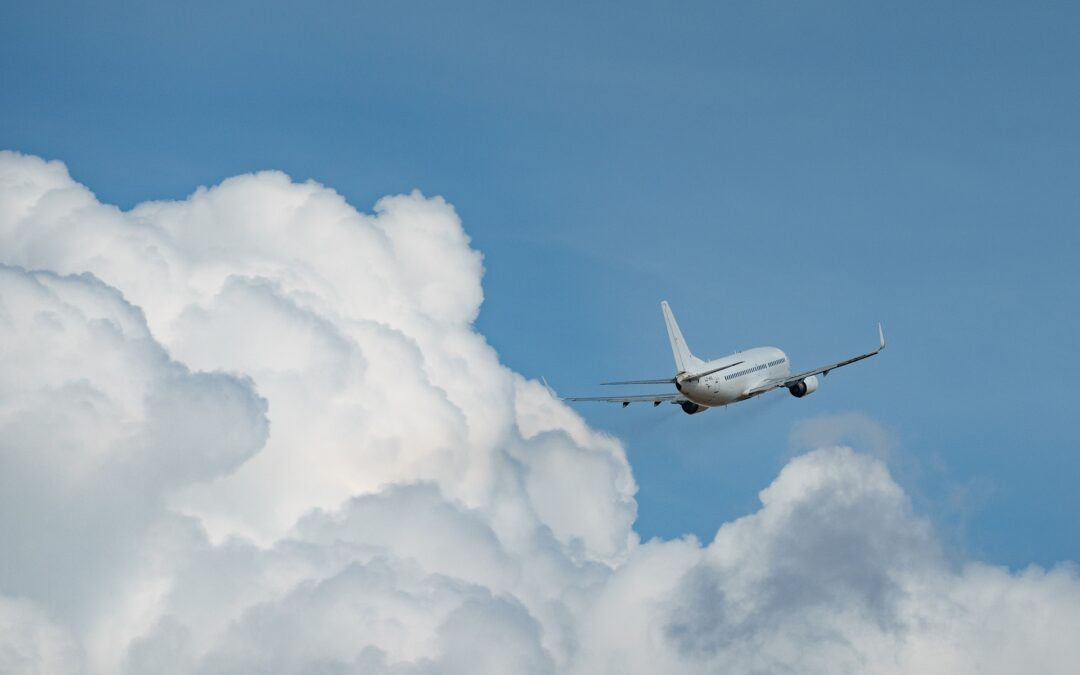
<box><xmin>680</xmin><ymin>361</ymin><xmax>743</xmax><ymax>382</ymax></box>
<box><xmin>601</xmin><ymin>378</ymin><xmax>676</xmax><ymax>385</ymax></box>
<box><xmin>564</xmin><ymin>392</ymin><xmax>685</xmax><ymax>404</ymax></box>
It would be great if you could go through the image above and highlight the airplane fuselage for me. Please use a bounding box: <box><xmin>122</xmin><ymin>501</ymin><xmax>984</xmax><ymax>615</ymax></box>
<box><xmin>676</xmin><ymin>347</ymin><xmax>790</xmax><ymax>407</ymax></box>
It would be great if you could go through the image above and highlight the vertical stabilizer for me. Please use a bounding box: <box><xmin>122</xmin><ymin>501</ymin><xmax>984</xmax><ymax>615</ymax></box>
<box><xmin>661</xmin><ymin>301</ymin><xmax>704</xmax><ymax>374</ymax></box>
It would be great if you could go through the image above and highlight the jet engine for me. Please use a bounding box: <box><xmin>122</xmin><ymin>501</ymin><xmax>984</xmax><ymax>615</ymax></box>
<box><xmin>788</xmin><ymin>375</ymin><xmax>820</xmax><ymax>398</ymax></box>
<box><xmin>680</xmin><ymin>401</ymin><xmax>708</xmax><ymax>415</ymax></box>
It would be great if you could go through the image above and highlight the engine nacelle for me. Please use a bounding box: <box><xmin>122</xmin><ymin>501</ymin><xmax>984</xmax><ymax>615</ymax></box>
<box><xmin>788</xmin><ymin>375</ymin><xmax>820</xmax><ymax>398</ymax></box>
<box><xmin>680</xmin><ymin>401</ymin><xmax>708</xmax><ymax>415</ymax></box>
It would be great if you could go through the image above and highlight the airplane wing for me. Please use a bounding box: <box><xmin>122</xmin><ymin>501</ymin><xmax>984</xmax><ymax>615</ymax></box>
<box><xmin>564</xmin><ymin>392</ymin><xmax>686</xmax><ymax>407</ymax></box>
<box><xmin>746</xmin><ymin>323</ymin><xmax>886</xmax><ymax>397</ymax></box>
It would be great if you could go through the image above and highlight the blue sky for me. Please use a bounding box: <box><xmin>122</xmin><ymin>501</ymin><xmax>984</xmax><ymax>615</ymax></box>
<box><xmin>3</xmin><ymin>0</ymin><xmax>1078</xmax><ymax>568</ymax></box>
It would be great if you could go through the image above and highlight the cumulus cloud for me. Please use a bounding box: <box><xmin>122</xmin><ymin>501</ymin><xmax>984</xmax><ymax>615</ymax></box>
<box><xmin>1</xmin><ymin>150</ymin><xmax>1079</xmax><ymax>674</ymax></box>
<box><xmin>0</xmin><ymin>265</ymin><xmax>266</xmax><ymax>644</ymax></box>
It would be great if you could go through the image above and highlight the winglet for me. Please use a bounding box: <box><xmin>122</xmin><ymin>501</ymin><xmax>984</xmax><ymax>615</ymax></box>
<box><xmin>540</xmin><ymin>376</ymin><xmax>559</xmax><ymax>400</ymax></box>
<box><xmin>878</xmin><ymin>323</ymin><xmax>886</xmax><ymax>351</ymax></box>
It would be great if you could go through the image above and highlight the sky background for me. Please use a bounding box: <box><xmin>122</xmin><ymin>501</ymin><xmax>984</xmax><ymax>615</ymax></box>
<box><xmin>3</xmin><ymin>0</ymin><xmax>1078</xmax><ymax>568</ymax></box>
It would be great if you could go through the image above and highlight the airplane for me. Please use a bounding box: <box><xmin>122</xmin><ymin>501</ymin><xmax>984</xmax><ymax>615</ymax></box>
<box><xmin>565</xmin><ymin>301</ymin><xmax>884</xmax><ymax>415</ymax></box>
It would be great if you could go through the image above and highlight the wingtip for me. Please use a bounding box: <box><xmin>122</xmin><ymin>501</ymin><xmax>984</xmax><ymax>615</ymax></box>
<box><xmin>878</xmin><ymin>322</ymin><xmax>886</xmax><ymax>350</ymax></box>
<box><xmin>540</xmin><ymin>376</ymin><xmax>559</xmax><ymax>399</ymax></box>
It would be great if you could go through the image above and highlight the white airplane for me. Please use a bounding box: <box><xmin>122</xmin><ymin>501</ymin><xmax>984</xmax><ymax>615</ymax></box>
<box><xmin>566</xmin><ymin>301</ymin><xmax>884</xmax><ymax>415</ymax></box>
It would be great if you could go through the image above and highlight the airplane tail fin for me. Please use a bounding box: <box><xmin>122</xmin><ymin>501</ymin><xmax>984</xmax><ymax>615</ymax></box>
<box><xmin>661</xmin><ymin>301</ymin><xmax>704</xmax><ymax>374</ymax></box>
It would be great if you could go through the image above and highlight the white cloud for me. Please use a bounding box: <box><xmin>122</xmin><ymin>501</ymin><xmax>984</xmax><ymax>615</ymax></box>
<box><xmin>0</xmin><ymin>594</ymin><xmax>82</xmax><ymax>675</ymax></box>
<box><xmin>1</xmin><ymin>150</ymin><xmax>1079</xmax><ymax>674</ymax></box>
